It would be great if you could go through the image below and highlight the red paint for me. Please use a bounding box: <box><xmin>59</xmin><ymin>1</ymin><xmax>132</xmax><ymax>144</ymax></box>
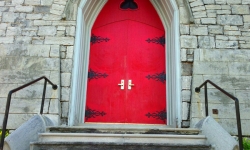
<box><xmin>86</xmin><ymin>0</ymin><xmax>166</xmax><ymax>124</ymax></box>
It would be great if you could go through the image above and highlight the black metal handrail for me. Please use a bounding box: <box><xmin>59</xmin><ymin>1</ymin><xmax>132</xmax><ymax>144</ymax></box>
<box><xmin>0</xmin><ymin>76</ymin><xmax>57</xmax><ymax>150</ymax></box>
<box><xmin>195</xmin><ymin>80</ymin><xmax>243</xmax><ymax>150</ymax></box>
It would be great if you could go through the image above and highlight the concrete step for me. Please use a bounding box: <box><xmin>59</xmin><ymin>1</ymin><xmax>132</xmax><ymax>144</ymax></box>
<box><xmin>46</xmin><ymin>124</ymin><xmax>201</xmax><ymax>135</ymax></box>
<box><xmin>37</xmin><ymin>133</ymin><xmax>207</xmax><ymax>145</ymax></box>
<box><xmin>30</xmin><ymin>142</ymin><xmax>212</xmax><ymax>150</ymax></box>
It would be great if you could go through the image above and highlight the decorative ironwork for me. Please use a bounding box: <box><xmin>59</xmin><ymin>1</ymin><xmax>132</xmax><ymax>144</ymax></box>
<box><xmin>91</xmin><ymin>34</ymin><xmax>110</xmax><ymax>45</ymax></box>
<box><xmin>146</xmin><ymin>35</ymin><xmax>165</xmax><ymax>46</ymax></box>
<box><xmin>120</xmin><ymin>0</ymin><xmax>138</xmax><ymax>10</ymax></box>
<box><xmin>146</xmin><ymin>71</ymin><xmax>166</xmax><ymax>83</ymax></box>
<box><xmin>85</xmin><ymin>107</ymin><xmax>106</xmax><ymax>120</ymax></box>
<box><xmin>145</xmin><ymin>109</ymin><xmax>166</xmax><ymax>121</ymax></box>
<box><xmin>88</xmin><ymin>69</ymin><xmax>108</xmax><ymax>80</ymax></box>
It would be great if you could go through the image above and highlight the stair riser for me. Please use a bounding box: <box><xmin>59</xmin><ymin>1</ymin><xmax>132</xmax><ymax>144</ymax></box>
<box><xmin>38</xmin><ymin>134</ymin><xmax>207</xmax><ymax>145</ymax></box>
<box><xmin>31</xmin><ymin>144</ymin><xmax>212</xmax><ymax>150</ymax></box>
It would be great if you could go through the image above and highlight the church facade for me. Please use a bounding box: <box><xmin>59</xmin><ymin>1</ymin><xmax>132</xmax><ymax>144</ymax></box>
<box><xmin>0</xmin><ymin>0</ymin><xmax>250</xmax><ymax>136</ymax></box>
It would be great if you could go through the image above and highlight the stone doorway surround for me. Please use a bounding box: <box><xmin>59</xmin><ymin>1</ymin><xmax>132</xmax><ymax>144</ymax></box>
<box><xmin>68</xmin><ymin>0</ymin><xmax>183</xmax><ymax>127</ymax></box>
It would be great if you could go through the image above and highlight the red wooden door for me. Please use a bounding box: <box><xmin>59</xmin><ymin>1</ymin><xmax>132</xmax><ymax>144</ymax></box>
<box><xmin>85</xmin><ymin>0</ymin><xmax>166</xmax><ymax>124</ymax></box>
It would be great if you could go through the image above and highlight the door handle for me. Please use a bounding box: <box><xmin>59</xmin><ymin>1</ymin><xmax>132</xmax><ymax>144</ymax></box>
<box><xmin>128</xmin><ymin>80</ymin><xmax>134</xmax><ymax>90</ymax></box>
<box><xmin>118</xmin><ymin>80</ymin><xmax>124</xmax><ymax>90</ymax></box>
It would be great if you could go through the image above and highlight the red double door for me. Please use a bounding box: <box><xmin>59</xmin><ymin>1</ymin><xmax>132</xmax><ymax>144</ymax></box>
<box><xmin>85</xmin><ymin>0</ymin><xmax>166</xmax><ymax>124</ymax></box>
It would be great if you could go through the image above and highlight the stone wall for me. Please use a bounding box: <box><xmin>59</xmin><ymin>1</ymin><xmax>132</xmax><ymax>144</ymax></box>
<box><xmin>187</xmin><ymin>0</ymin><xmax>250</xmax><ymax>135</ymax></box>
<box><xmin>0</xmin><ymin>0</ymin><xmax>75</xmax><ymax>129</ymax></box>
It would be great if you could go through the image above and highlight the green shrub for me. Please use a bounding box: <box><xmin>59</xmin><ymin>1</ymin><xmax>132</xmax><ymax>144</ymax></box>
<box><xmin>0</xmin><ymin>129</ymin><xmax>9</xmax><ymax>141</ymax></box>
<box><xmin>243</xmin><ymin>137</ymin><xmax>250</xmax><ymax>150</ymax></box>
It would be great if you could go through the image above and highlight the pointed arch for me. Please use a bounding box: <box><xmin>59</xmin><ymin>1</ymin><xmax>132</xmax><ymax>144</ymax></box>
<box><xmin>69</xmin><ymin>0</ymin><xmax>181</xmax><ymax>127</ymax></box>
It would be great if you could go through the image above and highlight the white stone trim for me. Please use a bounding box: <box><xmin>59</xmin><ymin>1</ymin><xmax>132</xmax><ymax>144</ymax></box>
<box><xmin>69</xmin><ymin>0</ymin><xmax>181</xmax><ymax>127</ymax></box>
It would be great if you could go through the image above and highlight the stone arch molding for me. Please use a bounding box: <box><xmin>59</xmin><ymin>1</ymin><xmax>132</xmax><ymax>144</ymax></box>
<box><xmin>69</xmin><ymin>0</ymin><xmax>181</xmax><ymax>127</ymax></box>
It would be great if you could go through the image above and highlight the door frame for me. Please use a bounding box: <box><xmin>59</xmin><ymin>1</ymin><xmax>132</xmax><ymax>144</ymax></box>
<box><xmin>69</xmin><ymin>0</ymin><xmax>181</xmax><ymax>127</ymax></box>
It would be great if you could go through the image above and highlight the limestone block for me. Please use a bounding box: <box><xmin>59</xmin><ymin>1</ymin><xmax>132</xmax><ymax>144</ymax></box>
<box><xmin>32</xmin><ymin>37</ymin><xmax>44</xmax><ymax>44</ymax></box>
<box><xmin>221</xmin><ymin>5</ymin><xmax>231</xmax><ymax>9</ymax></box>
<box><xmin>38</xmin><ymin>26</ymin><xmax>57</xmax><ymax>36</ymax></box>
<box><xmin>66</xmin><ymin>46</ymin><xmax>74</xmax><ymax>59</ymax></box>
<box><xmin>50</xmin><ymin>45</ymin><xmax>60</xmax><ymax>58</ymax></box>
<box><xmin>26</xmin><ymin>14</ymin><xmax>43</xmax><ymax>20</ymax></box>
<box><xmin>216</xmin><ymin>35</ymin><xmax>228</xmax><ymax>40</ymax></box>
<box><xmin>194</xmin><ymin>61</ymin><xmax>229</xmax><ymax>75</ymax></box>
<box><xmin>61</xmin><ymin>102</ymin><xmax>69</xmax><ymax>117</ymax></box>
<box><xmin>224</xmin><ymin>25</ymin><xmax>238</xmax><ymax>30</ymax></box>
<box><xmin>203</xmin><ymin>75</ymin><xmax>250</xmax><ymax>89</ymax></box>
<box><xmin>242</xmin><ymin>0</ymin><xmax>250</xmax><ymax>4</ymax></box>
<box><xmin>54</xmin><ymin>0</ymin><xmax>67</xmax><ymax>5</ymax></box>
<box><xmin>0</xmin><ymin>44</ymin><xmax>28</xmax><ymax>56</ymax></box>
<box><xmin>0</xmin><ymin>114</ymin><xmax>35</xmax><ymax>129</ymax></box>
<box><xmin>61</xmin><ymin>73</ymin><xmax>71</xmax><ymax>86</ymax></box>
<box><xmin>43</xmin><ymin>114</ymin><xmax>59</xmax><ymax>125</ymax></box>
<box><xmin>2</xmin><ymin>12</ymin><xmax>19</xmax><ymax>22</ymax></box>
<box><xmin>192</xmin><ymin>6</ymin><xmax>205</xmax><ymax>11</ymax></box>
<box><xmin>22</xmin><ymin>31</ymin><xmax>37</xmax><ymax>37</ymax></box>
<box><xmin>61</xmin><ymin>46</ymin><xmax>67</xmax><ymax>52</ymax></box>
<box><xmin>228</xmin><ymin>62</ymin><xmax>250</xmax><ymax>75</ymax></box>
<box><xmin>227</xmin><ymin>0</ymin><xmax>241</xmax><ymax>4</ymax></box>
<box><xmin>34</xmin><ymin>20</ymin><xmax>52</xmax><ymax>26</ymax></box>
<box><xmin>61</xmin><ymin>87</ymin><xmax>70</xmax><ymax>101</ymax></box>
<box><xmin>215</xmin><ymin>0</ymin><xmax>226</xmax><ymax>4</ymax></box>
<box><xmin>216</xmin><ymin>40</ymin><xmax>238</xmax><ymax>48</ymax></box>
<box><xmin>243</xmin><ymin>15</ymin><xmax>250</xmax><ymax>22</ymax></box>
<box><xmin>0</xmin><ymin>84</ymin><xmax>18</xmax><ymax>97</ymax></box>
<box><xmin>191</xmin><ymin>88</ymin><xmax>236</xmax><ymax>104</ymax></box>
<box><xmin>190</xmin><ymin>26</ymin><xmax>208</xmax><ymax>35</ymax></box>
<box><xmin>6</xmin><ymin>27</ymin><xmax>19</xmax><ymax>36</ymax></box>
<box><xmin>34</xmin><ymin>6</ymin><xmax>50</xmax><ymax>13</ymax></box>
<box><xmin>66</xmin><ymin>26</ymin><xmax>76</xmax><ymax>36</ymax></box>
<box><xmin>3</xmin><ymin>115</ymin><xmax>54</xmax><ymax>150</ymax></box>
<box><xmin>240</xmin><ymin>43</ymin><xmax>250</xmax><ymax>48</ymax></box>
<box><xmin>20</xmin><ymin>57</ymin><xmax>59</xmax><ymax>71</ymax></box>
<box><xmin>208</xmin><ymin>25</ymin><xmax>223</xmax><ymax>34</ymax></box>
<box><xmin>182</xmin><ymin>102</ymin><xmax>189</xmax><ymax>120</ymax></box>
<box><xmin>224</xmin><ymin>31</ymin><xmax>241</xmax><ymax>35</ymax></box>
<box><xmin>0</xmin><ymin>23</ymin><xmax>7</xmax><ymax>30</ymax></box>
<box><xmin>41</xmin><ymin>0</ymin><xmax>53</xmax><ymax>5</ymax></box>
<box><xmin>15</xmin><ymin>84</ymin><xmax>58</xmax><ymax>99</ymax></box>
<box><xmin>182</xmin><ymin>90</ymin><xmax>191</xmax><ymax>102</ymax></box>
<box><xmin>217</xmin><ymin>15</ymin><xmax>243</xmax><ymax>25</ymax></box>
<box><xmin>49</xmin><ymin>71</ymin><xmax>59</xmax><ymax>85</ymax></box>
<box><xmin>242</xmin><ymin>32</ymin><xmax>250</xmax><ymax>36</ymax></box>
<box><xmin>24</xmin><ymin>0</ymin><xmax>40</xmax><ymax>5</ymax></box>
<box><xmin>0</xmin><ymin>37</ymin><xmax>14</xmax><ymax>43</ymax></box>
<box><xmin>43</xmin><ymin>14</ymin><xmax>62</xmax><ymax>20</ymax></box>
<box><xmin>193</xmin><ymin>11</ymin><xmax>207</xmax><ymax>18</ymax></box>
<box><xmin>181</xmin><ymin>36</ymin><xmax>197</xmax><ymax>48</ymax></box>
<box><xmin>15</xmin><ymin>5</ymin><xmax>33</xmax><ymax>12</ymax></box>
<box><xmin>207</xmin><ymin>11</ymin><xmax>216</xmax><ymax>17</ymax></box>
<box><xmin>57</xmin><ymin>26</ymin><xmax>66</xmax><ymax>30</ymax></box>
<box><xmin>0</xmin><ymin>30</ymin><xmax>6</xmax><ymax>36</ymax></box>
<box><xmin>198</xmin><ymin>36</ymin><xmax>215</xmax><ymax>48</ymax></box>
<box><xmin>28</xmin><ymin>45</ymin><xmax>50</xmax><ymax>57</ymax></box>
<box><xmin>45</xmin><ymin>37</ymin><xmax>74</xmax><ymax>45</ymax></box>
<box><xmin>49</xmin><ymin>99</ymin><xmax>59</xmax><ymax>114</ymax></box>
<box><xmin>52</xmin><ymin>21</ymin><xmax>76</xmax><ymax>26</ymax></box>
<box><xmin>232</xmin><ymin>5</ymin><xmax>250</xmax><ymax>14</ymax></box>
<box><xmin>203</xmin><ymin>0</ymin><xmax>215</xmax><ymax>4</ymax></box>
<box><xmin>50</xmin><ymin>5</ymin><xmax>65</xmax><ymax>15</ymax></box>
<box><xmin>181</xmin><ymin>49</ymin><xmax>187</xmax><ymax>61</ymax></box>
<box><xmin>235</xmin><ymin>90</ymin><xmax>250</xmax><ymax>103</ymax></box>
<box><xmin>201</xmin><ymin>18</ymin><xmax>216</xmax><ymax>24</ymax></box>
<box><xmin>0</xmin><ymin>98</ymin><xmax>49</xmax><ymax>114</ymax></box>
<box><xmin>190</xmin><ymin>0</ymin><xmax>204</xmax><ymax>7</ymax></box>
<box><xmin>15</xmin><ymin>36</ymin><xmax>32</xmax><ymax>44</ymax></box>
<box><xmin>216</xmin><ymin>10</ymin><xmax>231</xmax><ymax>15</ymax></box>
<box><xmin>205</xmin><ymin>5</ymin><xmax>222</xmax><ymax>9</ymax></box>
<box><xmin>182</xmin><ymin>62</ymin><xmax>192</xmax><ymax>76</ymax></box>
<box><xmin>12</xmin><ymin>0</ymin><xmax>24</xmax><ymax>5</ymax></box>
<box><xmin>182</xmin><ymin>76</ymin><xmax>192</xmax><ymax>90</ymax></box>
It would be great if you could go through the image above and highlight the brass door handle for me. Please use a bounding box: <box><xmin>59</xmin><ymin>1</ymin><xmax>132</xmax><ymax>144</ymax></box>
<box><xmin>128</xmin><ymin>80</ymin><xmax>134</xmax><ymax>90</ymax></box>
<box><xmin>118</xmin><ymin>80</ymin><xmax>124</xmax><ymax>90</ymax></box>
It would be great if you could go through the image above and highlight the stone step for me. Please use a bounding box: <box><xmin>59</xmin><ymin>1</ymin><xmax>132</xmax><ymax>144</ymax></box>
<box><xmin>30</xmin><ymin>142</ymin><xmax>212</xmax><ymax>150</ymax></box>
<box><xmin>46</xmin><ymin>124</ymin><xmax>200</xmax><ymax>135</ymax></box>
<box><xmin>37</xmin><ymin>133</ymin><xmax>207</xmax><ymax>145</ymax></box>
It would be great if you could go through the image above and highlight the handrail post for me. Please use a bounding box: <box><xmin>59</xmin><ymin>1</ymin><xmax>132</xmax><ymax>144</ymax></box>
<box><xmin>204</xmin><ymin>83</ymin><xmax>208</xmax><ymax>116</ymax></box>
<box><xmin>235</xmin><ymin>99</ymin><xmax>243</xmax><ymax>150</ymax></box>
<box><xmin>0</xmin><ymin>93</ymin><xmax>12</xmax><ymax>150</ymax></box>
<box><xmin>40</xmin><ymin>79</ymin><xmax>47</xmax><ymax>115</ymax></box>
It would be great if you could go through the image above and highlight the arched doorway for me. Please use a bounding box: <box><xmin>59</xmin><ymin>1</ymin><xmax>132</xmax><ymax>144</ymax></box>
<box><xmin>86</xmin><ymin>0</ymin><xmax>166</xmax><ymax>124</ymax></box>
<box><xmin>69</xmin><ymin>0</ymin><xmax>181</xmax><ymax>127</ymax></box>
